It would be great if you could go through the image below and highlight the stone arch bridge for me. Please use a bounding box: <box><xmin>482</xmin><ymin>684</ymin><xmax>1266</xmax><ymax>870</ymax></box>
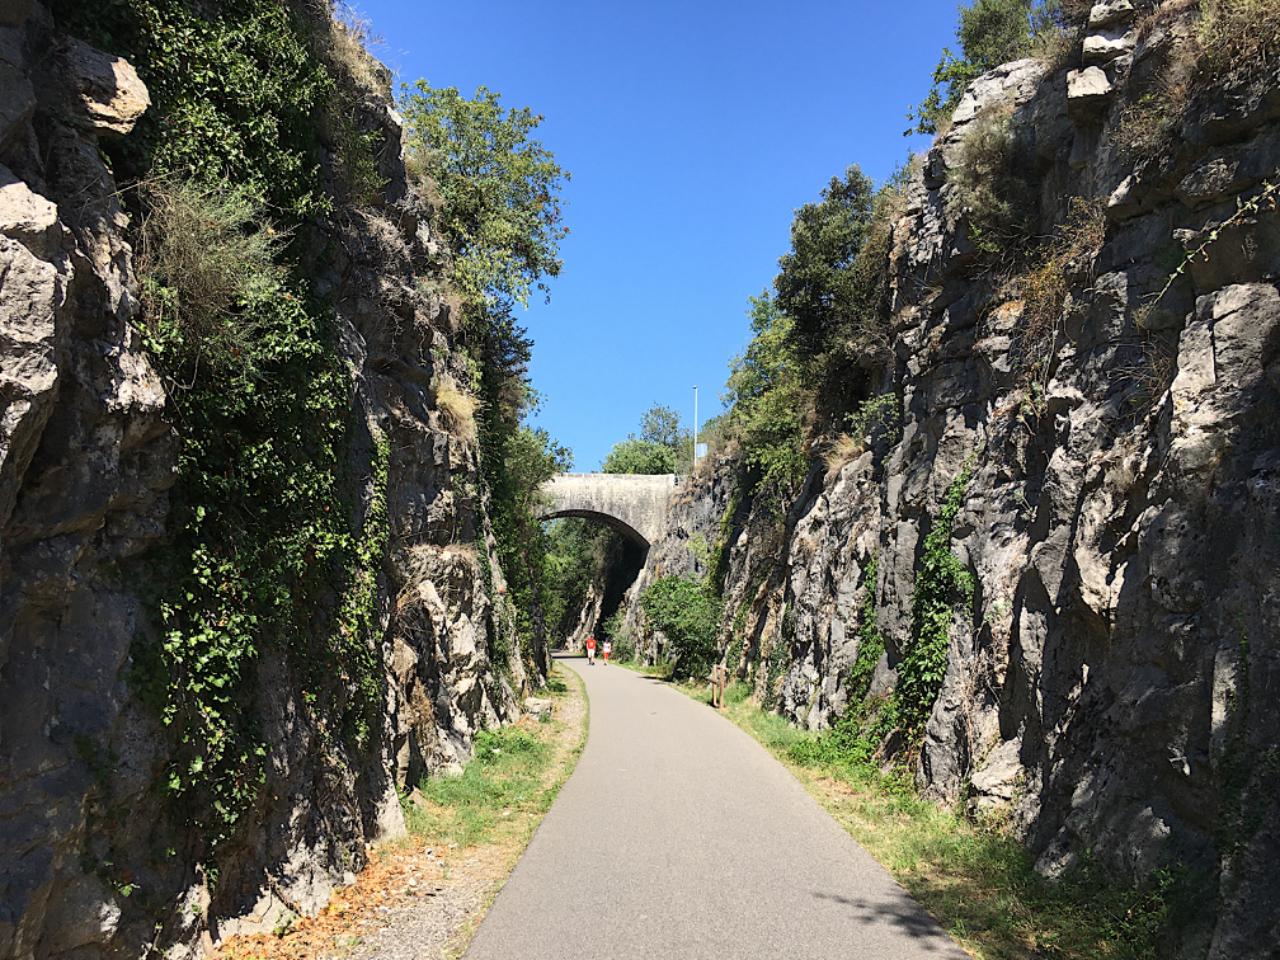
<box><xmin>538</xmin><ymin>473</ymin><xmax>676</xmax><ymax>548</ymax></box>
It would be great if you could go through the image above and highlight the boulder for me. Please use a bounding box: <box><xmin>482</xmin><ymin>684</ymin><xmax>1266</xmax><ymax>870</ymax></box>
<box><xmin>523</xmin><ymin>697</ymin><xmax>553</xmax><ymax>721</ymax></box>
<box><xmin>50</xmin><ymin>37</ymin><xmax>149</xmax><ymax>135</ymax></box>
<box><xmin>1082</xmin><ymin>28</ymin><xmax>1135</xmax><ymax>65</ymax></box>
<box><xmin>1088</xmin><ymin>0</ymin><xmax>1135</xmax><ymax>29</ymax></box>
<box><xmin>1067</xmin><ymin>66</ymin><xmax>1113</xmax><ymax>119</ymax></box>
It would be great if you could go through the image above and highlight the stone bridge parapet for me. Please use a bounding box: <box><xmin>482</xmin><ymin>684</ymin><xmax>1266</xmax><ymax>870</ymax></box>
<box><xmin>538</xmin><ymin>473</ymin><xmax>676</xmax><ymax>547</ymax></box>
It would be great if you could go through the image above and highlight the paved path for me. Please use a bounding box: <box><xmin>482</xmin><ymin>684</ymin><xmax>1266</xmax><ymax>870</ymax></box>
<box><xmin>465</xmin><ymin>656</ymin><xmax>968</xmax><ymax>960</ymax></box>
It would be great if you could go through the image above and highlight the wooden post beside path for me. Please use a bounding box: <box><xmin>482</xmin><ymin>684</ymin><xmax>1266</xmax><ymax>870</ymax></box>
<box><xmin>710</xmin><ymin>663</ymin><xmax>727</xmax><ymax>709</ymax></box>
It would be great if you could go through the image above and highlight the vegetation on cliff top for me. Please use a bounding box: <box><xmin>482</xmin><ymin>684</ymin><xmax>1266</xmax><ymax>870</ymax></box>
<box><xmin>402</xmin><ymin>82</ymin><xmax>572</xmax><ymax>679</ymax></box>
<box><xmin>602</xmin><ymin>404</ymin><xmax>693</xmax><ymax>475</ymax></box>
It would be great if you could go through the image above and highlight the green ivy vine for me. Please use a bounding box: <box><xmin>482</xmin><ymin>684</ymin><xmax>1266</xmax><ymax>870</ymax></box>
<box><xmin>898</xmin><ymin>467</ymin><xmax>975</xmax><ymax>737</ymax></box>
<box><xmin>52</xmin><ymin>0</ymin><xmax>392</xmax><ymax>857</ymax></box>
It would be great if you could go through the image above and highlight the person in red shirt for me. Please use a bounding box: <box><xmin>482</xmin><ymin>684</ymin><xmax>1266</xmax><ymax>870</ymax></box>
<box><xmin>585</xmin><ymin>635</ymin><xmax>597</xmax><ymax>666</ymax></box>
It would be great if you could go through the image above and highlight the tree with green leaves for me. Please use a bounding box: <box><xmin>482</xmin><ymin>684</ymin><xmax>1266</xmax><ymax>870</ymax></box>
<box><xmin>640</xmin><ymin>576</ymin><xmax>724</xmax><ymax>680</ymax></box>
<box><xmin>400</xmin><ymin>82</ymin><xmax>569</xmax><ymax>308</ymax></box>
<box><xmin>603</xmin><ymin>438</ymin><xmax>677</xmax><ymax>475</ymax></box>
<box><xmin>475</xmin><ymin>306</ymin><xmax>571</xmax><ymax>675</ymax></box>
<box><xmin>724</xmin><ymin>294</ymin><xmax>811</xmax><ymax>495</ymax></box>
<box><xmin>402</xmin><ymin>81</ymin><xmax>571</xmax><ymax>679</ymax></box>
<box><xmin>640</xmin><ymin>404</ymin><xmax>689</xmax><ymax>452</ymax></box>
<box><xmin>602</xmin><ymin>403</ymin><xmax>692</xmax><ymax>474</ymax></box>
<box><xmin>775</xmin><ymin>165</ymin><xmax>876</xmax><ymax>361</ymax></box>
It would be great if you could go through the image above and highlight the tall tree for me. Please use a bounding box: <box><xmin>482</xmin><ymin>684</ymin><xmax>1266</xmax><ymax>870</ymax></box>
<box><xmin>402</xmin><ymin>82</ymin><xmax>571</xmax><ymax>679</ymax></box>
<box><xmin>724</xmin><ymin>294</ymin><xmax>810</xmax><ymax>494</ymax></box>
<box><xmin>774</xmin><ymin>165</ymin><xmax>875</xmax><ymax>361</ymax></box>
<box><xmin>401</xmin><ymin>82</ymin><xmax>569</xmax><ymax>308</ymax></box>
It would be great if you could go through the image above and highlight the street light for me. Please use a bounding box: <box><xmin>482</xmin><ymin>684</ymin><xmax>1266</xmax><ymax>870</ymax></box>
<box><xmin>692</xmin><ymin>384</ymin><xmax>699</xmax><ymax>471</ymax></box>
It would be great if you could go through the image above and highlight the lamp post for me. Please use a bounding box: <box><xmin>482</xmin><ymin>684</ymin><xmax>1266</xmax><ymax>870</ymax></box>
<box><xmin>692</xmin><ymin>384</ymin><xmax>699</xmax><ymax>471</ymax></box>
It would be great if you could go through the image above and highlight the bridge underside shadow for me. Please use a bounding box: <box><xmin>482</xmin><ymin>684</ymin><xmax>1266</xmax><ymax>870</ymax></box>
<box><xmin>539</xmin><ymin>508</ymin><xmax>650</xmax><ymax>551</ymax></box>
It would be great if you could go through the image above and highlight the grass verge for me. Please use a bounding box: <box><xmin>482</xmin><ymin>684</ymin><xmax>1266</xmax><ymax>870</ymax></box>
<box><xmin>672</xmin><ymin>681</ymin><xmax>1186</xmax><ymax>960</ymax></box>
<box><xmin>613</xmin><ymin>657</ymin><xmax>674</xmax><ymax>680</ymax></box>
<box><xmin>213</xmin><ymin>663</ymin><xmax>588</xmax><ymax>960</ymax></box>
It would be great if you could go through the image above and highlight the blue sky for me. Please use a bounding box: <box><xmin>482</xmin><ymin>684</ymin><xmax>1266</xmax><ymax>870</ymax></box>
<box><xmin>358</xmin><ymin>1</ymin><xmax>961</xmax><ymax>469</ymax></box>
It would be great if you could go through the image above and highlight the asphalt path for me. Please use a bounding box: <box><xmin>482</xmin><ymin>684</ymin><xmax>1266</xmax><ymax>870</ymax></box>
<box><xmin>465</xmin><ymin>655</ymin><xmax>968</xmax><ymax>960</ymax></box>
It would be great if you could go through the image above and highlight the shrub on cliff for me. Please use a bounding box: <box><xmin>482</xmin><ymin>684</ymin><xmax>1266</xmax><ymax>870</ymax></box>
<box><xmin>1116</xmin><ymin>0</ymin><xmax>1280</xmax><ymax>160</ymax></box>
<box><xmin>137</xmin><ymin>177</ymin><xmax>284</xmax><ymax>371</ymax></box>
<box><xmin>772</xmin><ymin>165</ymin><xmax>902</xmax><ymax>423</ymax></box>
<box><xmin>775</xmin><ymin>166</ymin><xmax>876</xmax><ymax>359</ymax></box>
<box><xmin>724</xmin><ymin>294</ymin><xmax>812</xmax><ymax>495</ymax></box>
<box><xmin>908</xmin><ymin>0</ymin><xmax>1071</xmax><ymax>135</ymax></box>
<box><xmin>948</xmin><ymin>104</ymin><xmax>1038</xmax><ymax>257</ymax></box>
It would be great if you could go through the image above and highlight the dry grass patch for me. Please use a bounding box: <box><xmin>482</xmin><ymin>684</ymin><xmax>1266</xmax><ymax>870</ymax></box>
<box><xmin>1197</xmin><ymin>0</ymin><xmax>1280</xmax><ymax>84</ymax></box>
<box><xmin>1020</xmin><ymin>199</ymin><xmax>1105</xmax><ymax>335</ymax></box>
<box><xmin>304</xmin><ymin>0</ymin><xmax>386</xmax><ymax>98</ymax></box>
<box><xmin>434</xmin><ymin>376</ymin><xmax>478</xmax><ymax>441</ymax></box>
<box><xmin>823</xmin><ymin>434</ymin><xmax>864</xmax><ymax>477</ymax></box>
<box><xmin>949</xmin><ymin>104</ymin><xmax>1035</xmax><ymax>258</ymax></box>
<box><xmin>1117</xmin><ymin>0</ymin><xmax>1280</xmax><ymax>159</ymax></box>
<box><xmin>137</xmin><ymin>177</ymin><xmax>285</xmax><ymax>369</ymax></box>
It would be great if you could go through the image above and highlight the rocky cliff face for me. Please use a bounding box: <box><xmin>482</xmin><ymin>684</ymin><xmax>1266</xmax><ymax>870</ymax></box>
<box><xmin>0</xmin><ymin>4</ymin><xmax>534</xmax><ymax>956</ymax></box>
<box><xmin>631</xmin><ymin>6</ymin><xmax>1280</xmax><ymax>956</ymax></box>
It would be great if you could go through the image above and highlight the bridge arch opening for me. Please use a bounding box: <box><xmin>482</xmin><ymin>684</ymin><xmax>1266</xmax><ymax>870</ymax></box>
<box><xmin>537</xmin><ymin>473</ymin><xmax>673</xmax><ymax>653</ymax></box>
<box><xmin>537</xmin><ymin>508</ymin><xmax>650</xmax><ymax>550</ymax></box>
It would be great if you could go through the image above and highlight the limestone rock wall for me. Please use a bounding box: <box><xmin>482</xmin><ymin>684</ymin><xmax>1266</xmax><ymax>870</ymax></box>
<box><xmin>635</xmin><ymin>7</ymin><xmax>1280</xmax><ymax>956</ymax></box>
<box><xmin>0</xmin><ymin>4</ymin><xmax>533</xmax><ymax>957</ymax></box>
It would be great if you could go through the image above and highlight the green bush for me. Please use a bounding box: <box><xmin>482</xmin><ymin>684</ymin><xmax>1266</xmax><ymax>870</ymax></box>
<box><xmin>602</xmin><ymin>438</ymin><xmax>677</xmax><ymax>474</ymax></box>
<box><xmin>602</xmin><ymin>404</ymin><xmax>691</xmax><ymax>475</ymax></box>
<box><xmin>771</xmin><ymin>165</ymin><xmax>903</xmax><ymax>424</ymax></box>
<box><xmin>639</xmin><ymin>576</ymin><xmax>724</xmax><ymax>680</ymax></box>
<box><xmin>775</xmin><ymin>166</ymin><xmax>876</xmax><ymax>360</ymax></box>
<box><xmin>724</xmin><ymin>295</ymin><xmax>811</xmax><ymax>495</ymax></box>
<box><xmin>602</xmin><ymin>609</ymin><xmax>635</xmax><ymax>661</ymax></box>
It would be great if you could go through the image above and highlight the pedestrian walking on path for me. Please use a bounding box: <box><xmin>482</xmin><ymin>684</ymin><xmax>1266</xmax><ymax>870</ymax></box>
<box><xmin>602</xmin><ymin>639</ymin><xmax>612</xmax><ymax>664</ymax></box>
<box><xmin>585</xmin><ymin>635</ymin><xmax>596</xmax><ymax>665</ymax></box>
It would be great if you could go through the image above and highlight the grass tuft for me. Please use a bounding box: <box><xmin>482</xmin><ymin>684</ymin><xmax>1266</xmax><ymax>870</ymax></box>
<box><xmin>949</xmin><ymin>104</ymin><xmax>1035</xmax><ymax>259</ymax></box>
<box><xmin>823</xmin><ymin>434</ymin><xmax>864</xmax><ymax>476</ymax></box>
<box><xmin>137</xmin><ymin>176</ymin><xmax>285</xmax><ymax>373</ymax></box>
<box><xmin>434</xmin><ymin>376</ymin><xmax>479</xmax><ymax>440</ymax></box>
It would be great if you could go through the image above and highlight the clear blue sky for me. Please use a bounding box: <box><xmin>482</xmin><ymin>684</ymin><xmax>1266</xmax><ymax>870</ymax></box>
<box><xmin>357</xmin><ymin>1</ymin><xmax>961</xmax><ymax>469</ymax></box>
